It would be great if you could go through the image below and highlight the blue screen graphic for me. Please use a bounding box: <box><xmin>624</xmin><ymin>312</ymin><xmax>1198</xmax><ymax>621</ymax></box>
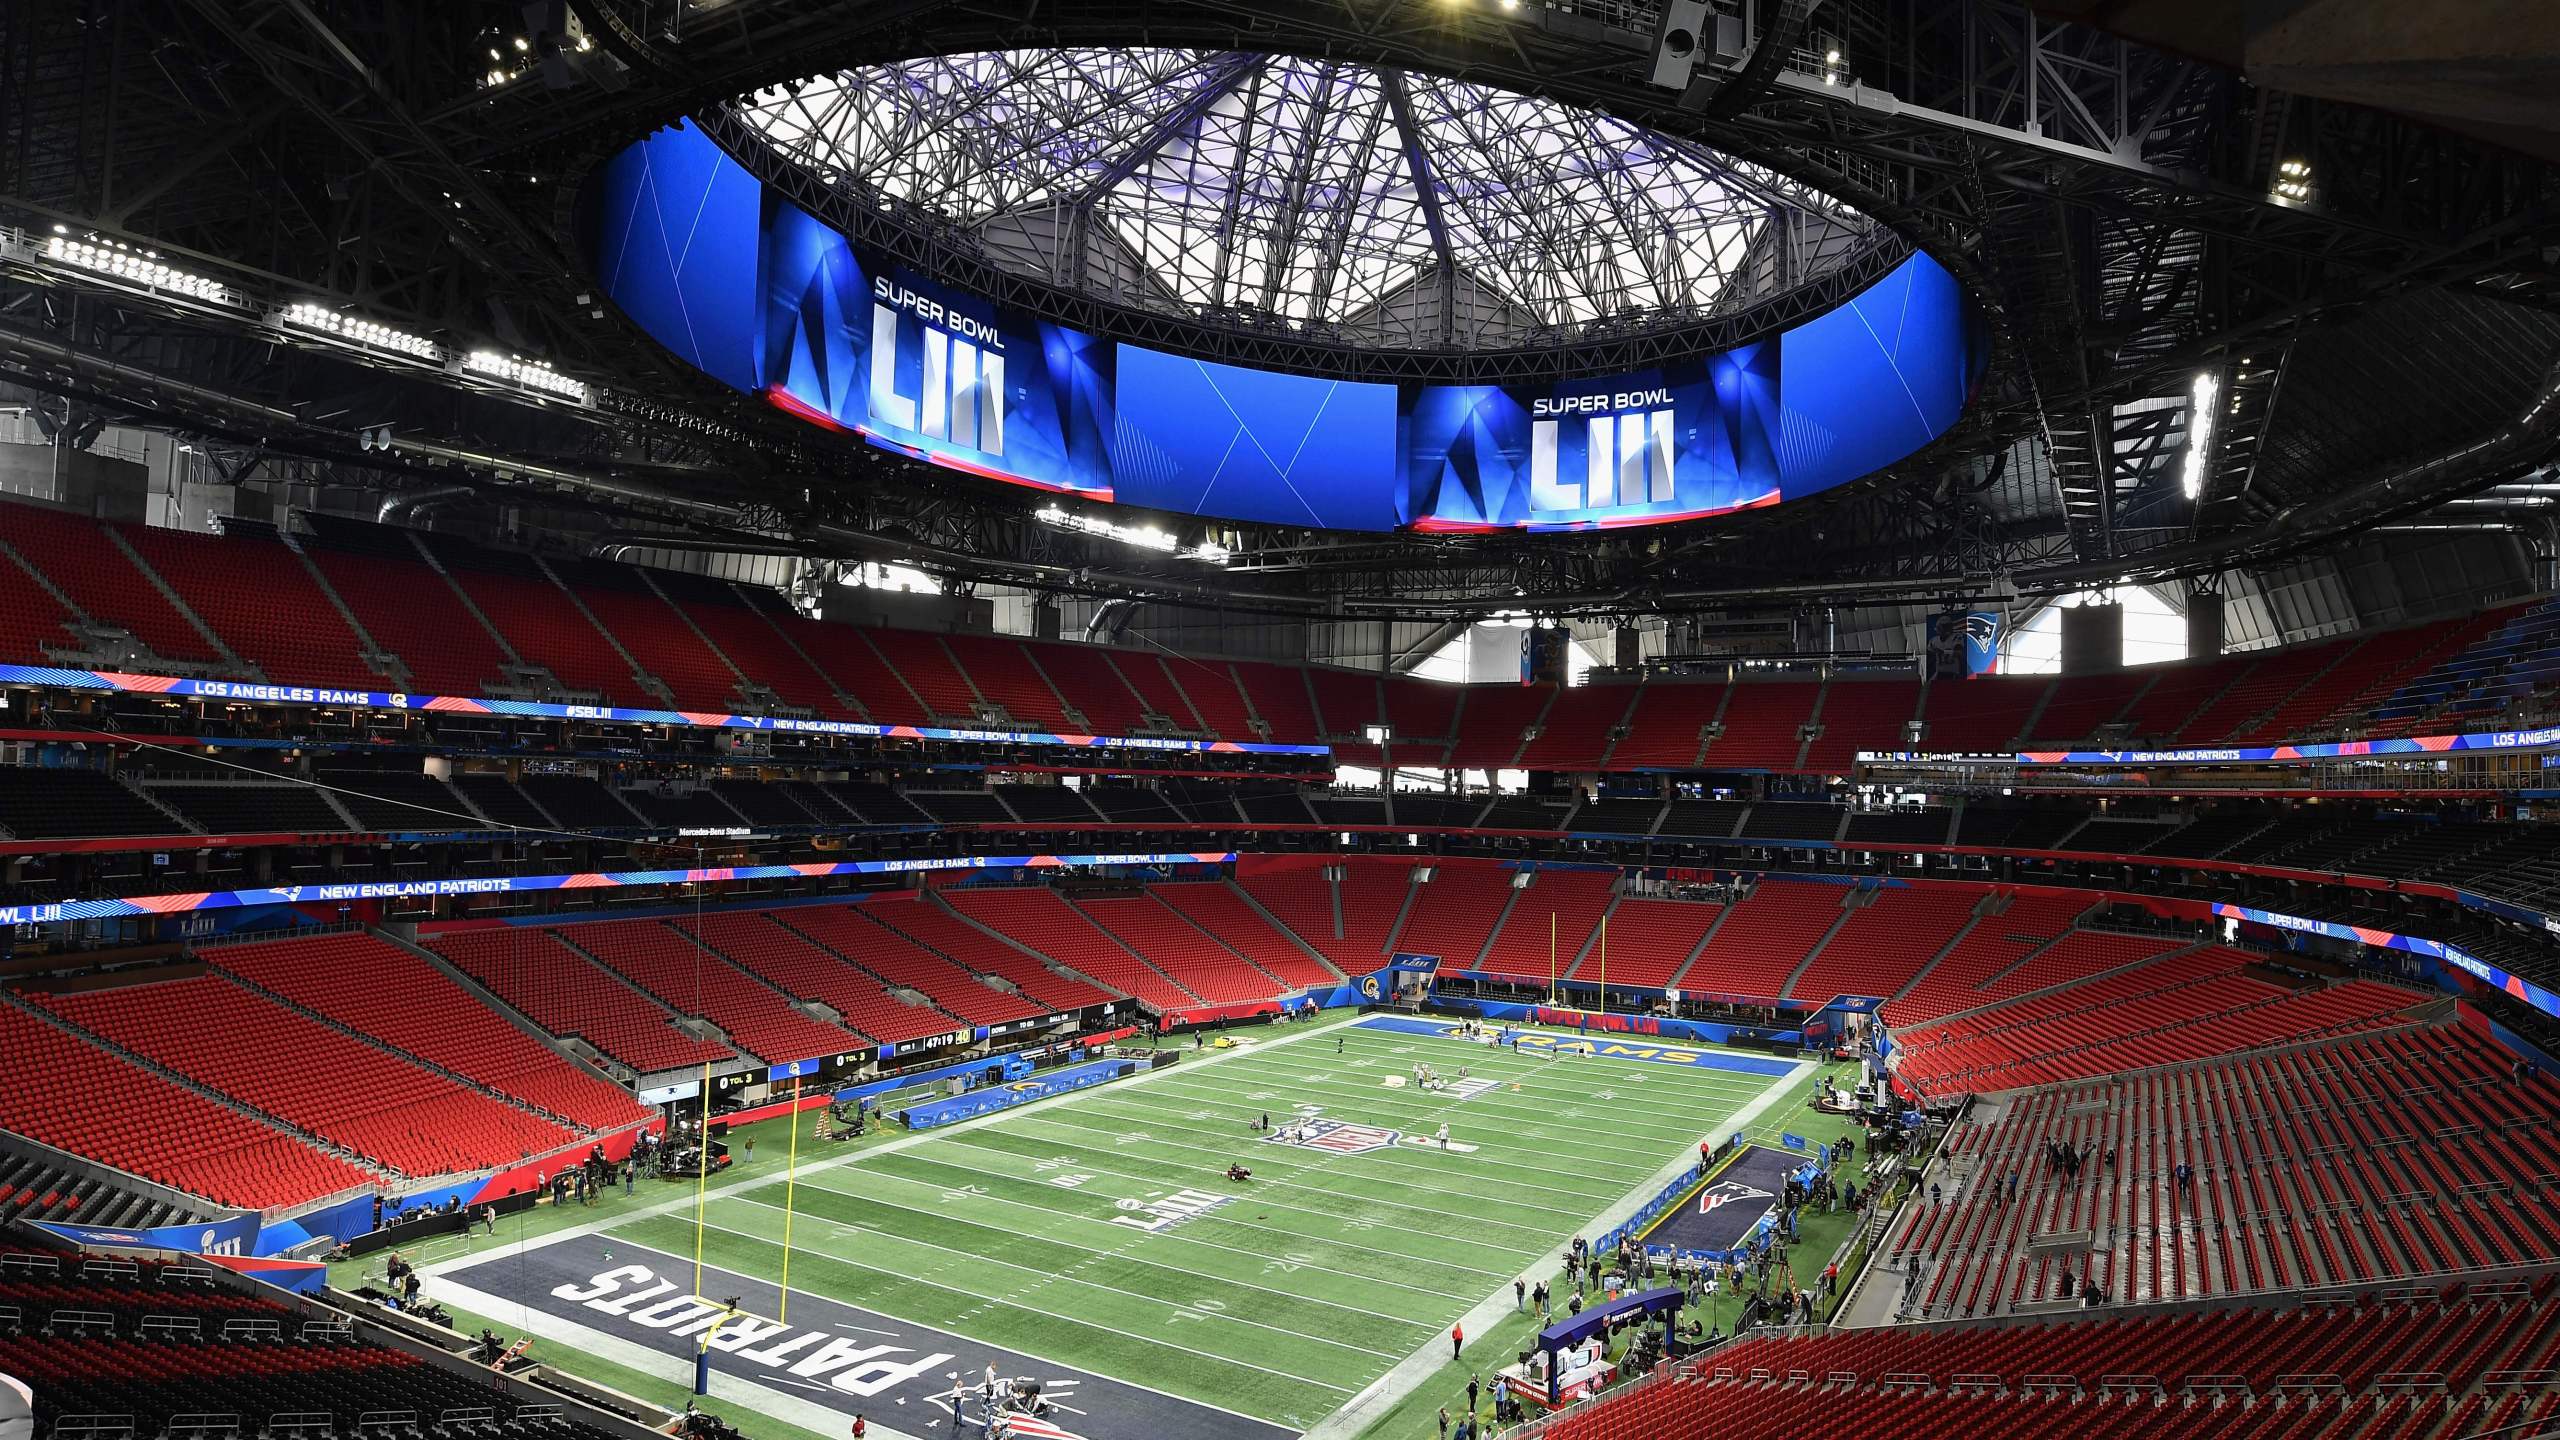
<box><xmin>1111</xmin><ymin>346</ymin><xmax>1403</xmax><ymax>529</ymax></box>
<box><xmin>587</xmin><ymin>123</ymin><xmax>1985</xmax><ymax>532</ymax></box>
<box><xmin>1404</xmin><ymin>344</ymin><xmax>1782</xmax><ymax>532</ymax></box>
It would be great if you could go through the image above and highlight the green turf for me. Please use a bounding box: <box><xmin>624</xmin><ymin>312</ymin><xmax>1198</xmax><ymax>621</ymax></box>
<box><xmin>358</xmin><ymin>1018</ymin><xmax>1864</xmax><ymax>1439</ymax></box>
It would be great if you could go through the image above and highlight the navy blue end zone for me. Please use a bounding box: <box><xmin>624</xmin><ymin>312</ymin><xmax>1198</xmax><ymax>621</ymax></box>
<box><xmin>1635</xmin><ymin>1145</ymin><xmax>1796</xmax><ymax>1257</ymax></box>
<box><xmin>441</xmin><ymin>1234</ymin><xmax>1296</xmax><ymax>1440</ymax></box>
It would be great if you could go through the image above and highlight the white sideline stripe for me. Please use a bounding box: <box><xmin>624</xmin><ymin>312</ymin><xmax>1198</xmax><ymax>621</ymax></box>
<box><xmin>417</xmin><ymin>1011</ymin><xmax>1370</xmax><ymax>1285</ymax></box>
<box><xmin>1296</xmin><ymin>1053</ymin><xmax>1821</xmax><ymax>1440</ymax></box>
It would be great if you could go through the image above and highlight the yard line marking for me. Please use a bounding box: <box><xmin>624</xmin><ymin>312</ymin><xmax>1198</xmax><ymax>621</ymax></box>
<box><xmin>675</xmin><ymin>1210</ymin><xmax>1411</xmax><ymax>1361</ymax></box>
<box><xmin>1101</xmin><ymin>1081</ymin><xmax>1673</xmax><ymax>1180</ymax></box>
<box><xmin>724</xmin><ymin>1190</ymin><xmax>1447</xmax><ymax>1329</ymax></box>
<box><xmin>469</xmin><ymin>1232</ymin><xmax>1345</xmax><ymax>1428</ymax></box>
<box><xmin>1298</xmin><ymin>1053</ymin><xmax>1822</xmax><ymax>1440</ymax></box>
<box><xmin>415</xmin><ymin>1009</ymin><xmax>1375</xmax><ymax>1285</ymax></box>
<box><xmin>795</xmin><ymin>1160</ymin><xmax>1518</xmax><ymax>1283</ymax></box>
<box><xmin>948</xmin><ymin>1118</ymin><xmax>1575</xmax><ymax>1239</ymax></box>
<box><xmin>1097</xmin><ymin>1087</ymin><xmax>1659</xmax><ymax>1186</ymax></box>
<box><xmin>849</xmin><ymin>1135</ymin><xmax>1555</xmax><ymax>1258</ymax></box>
<box><xmin>754</xmin><ymin>1168</ymin><xmax>1476</xmax><ymax>1304</ymax></box>
<box><xmin>1009</xmin><ymin>1104</ymin><xmax>1626</xmax><ymax>1218</ymax></box>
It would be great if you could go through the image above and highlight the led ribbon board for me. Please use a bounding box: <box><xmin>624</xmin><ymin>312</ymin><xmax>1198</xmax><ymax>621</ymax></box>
<box><xmin>586</xmin><ymin>121</ymin><xmax>1987</xmax><ymax>533</ymax></box>
<box><xmin>0</xmin><ymin>665</ymin><xmax>1328</xmax><ymax>757</ymax></box>
<box><xmin>0</xmin><ymin>851</ymin><xmax>1240</xmax><ymax>928</ymax></box>
<box><xmin>2213</xmin><ymin>901</ymin><xmax>2560</xmax><ymax>1021</ymax></box>
<box><xmin>1860</xmin><ymin>725</ymin><xmax>2560</xmax><ymax>766</ymax></box>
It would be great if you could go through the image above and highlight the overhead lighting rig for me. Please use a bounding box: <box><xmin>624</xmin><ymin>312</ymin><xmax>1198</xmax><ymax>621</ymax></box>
<box><xmin>1035</xmin><ymin>504</ymin><xmax>1233</xmax><ymax>565</ymax></box>
<box><xmin>37</xmin><ymin>230</ymin><xmax>228</xmax><ymax>304</ymax></box>
<box><xmin>278</xmin><ymin>302</ymin><xmax>441</xmax><ymax>362</ymax></box>
<box><xmin>462</xmin><ymin>350</ymin><xmax>590</xmax><ymax>405</ymax></box>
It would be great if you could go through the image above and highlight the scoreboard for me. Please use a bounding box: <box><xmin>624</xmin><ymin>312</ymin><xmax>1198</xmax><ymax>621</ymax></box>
<box><xmin>586</xmin><ymin>121</ymin><xmax>1985</xmax><ymax>533</ymax></box>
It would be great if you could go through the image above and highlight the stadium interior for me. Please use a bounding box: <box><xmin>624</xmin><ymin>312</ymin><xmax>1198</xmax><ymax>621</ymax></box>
<box><xmin>1</xmin><ymin>2</ymin><xmax>2558</xmax><ymax>1439</ymax></box>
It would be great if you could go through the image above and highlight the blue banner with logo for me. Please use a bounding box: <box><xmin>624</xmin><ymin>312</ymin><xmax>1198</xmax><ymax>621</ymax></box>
<box><xmin>33</xmin><ymin>1212</ymin><xmax>261</xmax><ymax>1257</ymax></box>
<box><xmin>897</xmin><ymin>1058</ymin><xmax>1132</xmax><ymax>1130</ymax></box>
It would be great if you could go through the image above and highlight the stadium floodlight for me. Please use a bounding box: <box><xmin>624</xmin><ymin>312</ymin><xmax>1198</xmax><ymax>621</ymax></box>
<box><xmin>2272</xmin><ymin>159</ymin><xmax>2312</xmax><ymax>202</ymax></box>
<box><xmin>2181</xmin><ymin>371</ymin><xmax>2219</xmax><ymax>501</ymax></box>
<box><xmin>462</xmin><ymin>349</ymin><xmax>590</xmax><ymax>404</ymax></box>
<box><xmin>279</xmin><ymin>302</ymin><xmax>441</xmax><ymax>362</ymax></box>
<box><xmin>42</xmin><ymin>235</ymin><xmax>227</xmax><ymax>303</ymax></box>
<box><xmin>1034</xmin><ymin>504</ymin><xmax>1231</xmax><ymax>564</ymax></box>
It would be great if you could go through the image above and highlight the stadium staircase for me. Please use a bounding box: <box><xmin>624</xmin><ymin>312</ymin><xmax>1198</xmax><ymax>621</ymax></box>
<box><xmin>202</xmin><ymin>936</ymin><xmax>636</xmax><ymax>1135</ymax></box>
<box><xmin>555</xmin><ymin>918</ymin><xmax>863</xmax><ymax>1066</ymax></box>
<box><xmin>424</xmin><ymin>928</ymin><xmax>743</xmax><ymax>1076</ymax></box>
<box><xmin>28</xmin><ymin>973</ymin><xmax>578</xmax><ymax>1178</ymax></box>
<box><xmin>1888</xmin><ymin>1020</ymin><xmax>2543</xmax><ymax>1318</ymax></box>
<box><xmin>674</xmin><ymin>909</ymin><xmax>960</xmax><ymax>1046</ymax></box>
<box><xmin>0</xmin><ymin>1147</ymin><xmax>197</xmax><ymax>1232</ymax></box>
<box><xmin>1535</xmin><ymin>1291</ymin><xmax>2560</xmax><ymax>1440</ymax></box>
<box><xmin>0</xmin><ymin>997</ymin><xmax>377</xmax><ymax>1210</ymax></box>
<box><xmin>874</xmin><ymin>892</ymin><xmax>1120</xmax><ymax>1012</ymax></box>
<box><xmin>769</xmin><ymin>903</ymin><xmax>1053</xmax><ymax>1026</ymax></box>
<box><xmin>1577</xmin><ymin>895</ymin><xmax>1721</xmax><ymax>990</ymax></box>
<box><xmin>0</xmin><ymin>1249</ymin><xmax>641</xmax><ymax>1440</ymax></box>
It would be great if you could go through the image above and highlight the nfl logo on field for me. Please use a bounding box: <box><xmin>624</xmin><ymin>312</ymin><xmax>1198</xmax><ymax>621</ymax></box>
<box><xmin>1276</xmin><ymin>1118</ymin><xmax>1402</xmax><ymax>1154</ymax></box>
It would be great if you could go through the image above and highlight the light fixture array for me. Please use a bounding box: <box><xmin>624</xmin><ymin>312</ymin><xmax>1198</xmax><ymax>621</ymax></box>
<box><xmin>463</xmin><ymin>350</ymin><xmax>590</xmax><ymax>404</ymax></box>
<box><xmin>1035</xmin><ymin>504</ymin><xmax>1232</xmax><ymax>565</ymax></box>
<box><xmin>42</xmin><ymin>234</ymin><xmax>227</xmax><ymax>303</ymax></box>
<box><xmin>279</xmin><ymin>302</ymin><xmax>441</xmax><ymax>361</ymax></box>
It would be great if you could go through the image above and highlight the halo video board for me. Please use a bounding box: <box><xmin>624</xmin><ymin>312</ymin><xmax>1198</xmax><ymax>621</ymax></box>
<box><xmin>587</xmin><ymin>121</ymin><xmax>1985</xmax><ymax>533</ymax></box>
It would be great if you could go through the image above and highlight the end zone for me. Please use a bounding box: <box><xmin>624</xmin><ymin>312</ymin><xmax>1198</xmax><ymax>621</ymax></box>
<box><xmin>431</xmin><ymin>1231</ymin><xmax>1299</xmax><ymax>1440</ymax></box>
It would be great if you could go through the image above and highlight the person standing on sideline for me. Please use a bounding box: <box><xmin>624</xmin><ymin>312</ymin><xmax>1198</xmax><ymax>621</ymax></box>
<box><xmin>850</xmin><ymin>1419</ymin><xmax>866</xmax><ymax>1440</ymax></box>
<box><xmin>1515</xmin><ymin>1277</ymin><xmax>1527</xmax><ymax>1312</ymax></box>
<box><xmin>1436</xmin><ymin>1122</ymin><xmax>1451</xmax><ymax>1149</ymax></box>
<box><xmin>1467</xmin><ymin>1374</ymin><xmax>1480</xmax><ymax>1418</ymax></box>
<box><xmin>944</xmin><ymin>1377</ymin><xmax>969</xmax><ymax>1435</ymax></box>
<box><xmin>1451</xmin><ymin>1322</ymin><xmax>1463</xmax><ymax>1359</ymax></box>
<box><xmin>1436</xmin><ymin>1406</ymin><xmax>1449</xmax><ymax>1440</ymax></box>
<box><xmin>743</xmin><ymin>1135</ymin><xmax>755</xmax><ymax>1165</ymax></box>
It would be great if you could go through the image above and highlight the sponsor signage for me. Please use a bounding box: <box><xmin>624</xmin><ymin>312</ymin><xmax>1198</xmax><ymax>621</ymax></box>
<box><xmin>1864</xmin><ymin>724</ymin><xmax>2560</xmax><ymax>768</ymax></box>
<box><xmin>0</xmin><ymin>851</ymin><xmax>1238</xmax><ymax>928</ymax></box>
<box><xmin>2213</xmin><ymin>901</ymin><xmax>2560</xmax><ymax>1020</ymax></box>
<box><xmin>33</xmin><ymin>1212</ymin><xmax>261</xmax><ymax>1256</ymax></box>
<box><xmin>0</xmin><ymin>664</ymin><xmax>1328</xmax><ymax>759</ymax></box>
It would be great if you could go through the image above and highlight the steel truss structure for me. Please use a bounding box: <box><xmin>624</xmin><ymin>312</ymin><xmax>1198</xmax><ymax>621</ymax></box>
<box><xmin>0</xmin><ymin>0</ymin><xmax>2552</xmax><ymax>623</ymax></box>
<box><xmin>730</xmin><ymin>48</ymin><xmax>1885</xmax><ymax>356</ymax></box>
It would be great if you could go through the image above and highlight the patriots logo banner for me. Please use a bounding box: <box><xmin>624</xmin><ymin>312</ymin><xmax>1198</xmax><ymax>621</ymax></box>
<box><xmin>1270</xmin><ymin>1119</ymin><xmax>1402</xmax><ymax>1154</ymax></box>
<box><xmin>1695</xmin><ymin>1180</ymin><xmax>1774</xmax><ymax>1215</ymax></box>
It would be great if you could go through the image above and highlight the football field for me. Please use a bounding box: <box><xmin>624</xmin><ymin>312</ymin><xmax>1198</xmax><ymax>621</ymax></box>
<box><xmin>427</xmin><ymin>1016</ymin><xmax>1810</xmax><ymax>1440</ymax></box>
